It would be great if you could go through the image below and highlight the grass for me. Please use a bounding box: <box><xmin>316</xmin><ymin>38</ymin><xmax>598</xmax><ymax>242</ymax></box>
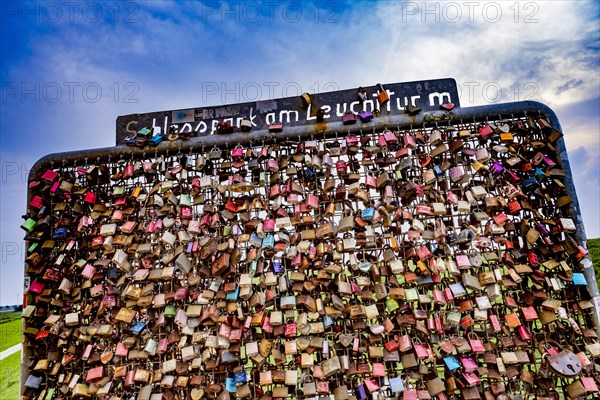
<box><xmin>0</xmin><ymin>313</ymin><xmax>21</xmax><ymax>352</ymax></box>
<box><xmin>0</xmin><ymin>351</ymin><xmax>21</xmax><ymax>400</ymax></box>
<box><xmin>588</xmin><ymin>238</ymin><xmax>600</xmax><ymax>289</ymax></box>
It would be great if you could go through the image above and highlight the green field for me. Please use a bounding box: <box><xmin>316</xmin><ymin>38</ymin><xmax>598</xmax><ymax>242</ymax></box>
<box><xmin>0</xmin><ymin>351</ymin><xmax>21</xmax><ymax>399</ymax></box>
<box><xmin>589</xmin><ymin>238</ymin><xmax>600</xmax><ymax>288</ymax></box>
<box><xmin>0</xmin><ymin>313</ymin><xmax>21</xmax><ymax>352</ymax></box>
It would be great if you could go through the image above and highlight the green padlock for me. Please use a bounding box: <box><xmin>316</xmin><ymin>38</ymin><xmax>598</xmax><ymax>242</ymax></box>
<box><xmin>386</xmin><ymin>297</ymin><xmax>399</xmax><ymax>313</ymax></box>
<box><xmin>164</xmin><ymin>305</ymin><xmax>177</xmax><ymax>318</ymax></box>
<box><xmin>180</xmin><ymin>194</ymin><xmax>192</xmax><ymax>207</ymax></box>
<box><xmin>21</xmin><ymin>218</ymin><xmax>37</xmax><ymax>232</ymax></box>
<box><xmin>44</xmin><ymin>388</ymin><xmax>55</xmax><ymax>400</ymax></box>
<box><xmin>112</xmin><ymin>185</ymin><xmax>125</xmax><ymax>196</ymax></box>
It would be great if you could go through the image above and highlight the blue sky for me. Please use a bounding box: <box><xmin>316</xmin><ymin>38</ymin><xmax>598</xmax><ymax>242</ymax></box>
<box><xmin>1</xmin><ymin>0</ymin><xmax>599</xmax><ymax>305</ymax></box>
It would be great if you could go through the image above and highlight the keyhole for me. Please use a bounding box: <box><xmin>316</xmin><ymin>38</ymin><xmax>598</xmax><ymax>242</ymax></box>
<box><xmin>566</xmin><ymin>363</ymin><xmax>576</xmax><ymax>373</ymax></box>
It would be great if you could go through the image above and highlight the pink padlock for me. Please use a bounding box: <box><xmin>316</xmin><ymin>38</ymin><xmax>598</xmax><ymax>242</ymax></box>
<box><xmin>517</xmin><ymin>325</ymin><xmax>532</xmax><ymax>341</ymax></box>
<box><xmin>174</xmin><ymin>309</ymin><xmax>188</xmax><ymax>327</ymax></box>
<box><xmin>124</xmin><ymin>370</ymin><xmax>135</xmax><ymax>387</ymax></box>
<box><xmin>218</xmin><ymin>323</ymin><xmax>232</xmax><ymax>338</ymax></box>
<box><xmin>50</xmin><ymin>181</ymin><xmax>60</xmax><ymax>193</ymax></box>
<box><xmin>84</xmin><ymin>191</ymin><xmax>97</xmax><ymax>204</ymax></box>
<box><xmin>372</xmin><ymin>362</ymin><xmax>385</xmax><ymax>377</ymax></box>
<box><xmin>261</xmin><ymin>316</ymin><xmax>273</xmax><ymax>333</ymax></box>
<box><xmin>460</xmin><ymin>356</ymin><xmax>478</xmax><ymax>372</ymax></box>
<box><xmin>342</xmin><ymin>135</ymin><xmax>356</xmax><ymax>147</ymax></box>
<box><xmin>82</xmin><ymin>344</ymin><xmax>93</xmax><ymax>360</ymax></box>
<box><xmin>181</xmin><ymin>207</ymin><xmax>192</xmax><ymax>218</ymax></box>
<box><xmin>489</xmin><ymin>314</ymin><xmax>501</xmax><ymax>332</ymax></box>
<box><xmin>462</xmin><ymin>371</ymin><xmax>481</xmax><ymax>387</ymax></box>
<box><xmin>116</xmin><ymin>341</ymin><xmax>129</xmax><ymax>357</ymax></box>
<box><xmin>157</xmin><ymin>338</ymin><xmax>169</xmax><ymax>354</ymax></box>
<box><xmin>263</xmin><ymin>217</ymin><xmax>275</xmax><ymax>232</ymax></box>
<box><xmin>403</xmin><ymin>134</ymin><xmax>416</xmax><ymax>149</ymax></box>
<box><xmin>306</xmin><ymin>193</ymin><xmax>319</xmax><ymax>209</ymax></box>
<box><xmin>145</xmin><ymin>221</ymin><xmax>156</xmax><ymax>233</ymax></box>
<box><xmin>335</xmin><ymin>161</ymin><xmax>347</xmax><ymax>174</ymax></box>
<box><xmin>174</xmin><ymin>288</ymin><xmax>188</xmax><ymax>301</ymax></box>
<box><xmin>231</xmin><ymin>146</ymin><xmax>244</xmax><ymax>159</ymax></box>
<box><xmin>267</xmin><ymin>159</ymin><xmax>279</xmax><ymax>172</ymax></box>
<box><xmin>365</xmin><ymin>175</ymin><xmax>376</xmax><ymax>188</ymax></box>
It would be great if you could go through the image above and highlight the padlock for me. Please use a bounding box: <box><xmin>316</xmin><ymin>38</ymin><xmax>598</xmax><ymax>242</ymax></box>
<box><xmin>545</xmin><ymin>349</ymin><xmax>583</xmax><ymax>377</ymax></box>
<box><xmin>376</xmin><ymin>83</ymin><xmax>389</xmax><ymax>106</ymax></box>
<box><xmin>268</xmin><ymin>123</ymin><xmax>283</xmax><ymax>133</ymax></box>
<box><xmin>342</xmin><ymin>111</ymin><xmax>357</xmax><ymax>125</ymax></box>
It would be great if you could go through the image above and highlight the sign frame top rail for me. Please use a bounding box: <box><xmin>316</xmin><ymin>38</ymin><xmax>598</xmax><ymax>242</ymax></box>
<box><xmin>115</xmin><ymin>79</ymin><xmax>461</xmax><ymax>146</ymax></box>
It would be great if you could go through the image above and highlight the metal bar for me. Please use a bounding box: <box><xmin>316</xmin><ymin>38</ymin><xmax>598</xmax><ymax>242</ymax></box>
<box><xmin>30</xmin><ymin>101</ymin><xmax>559</xmax><ymax>177</ymax></box>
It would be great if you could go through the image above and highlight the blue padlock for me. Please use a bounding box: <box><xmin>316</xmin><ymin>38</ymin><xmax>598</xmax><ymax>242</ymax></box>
<box><xmin>262</xmin><ymin>235</ymin><xmax>275</xmax><ymax>250</ymax></box>
<box><xmin>361</xmin><ymin>207</ymin><xmax>375</xmax><ymax>221</ymax></box>
<box><xmin>250</xmin><ymin>233</ymin><xmax>262</xmax><ymax>248</ymax></box>
<box><xmin>130</xmin><ymin>321</ymin><xmax>147</xmax><ymax>335</ymax></box>
<box><xmin>273</xmin><ymin>261</ymin><xmax>285</xmax><ymax>274</ymax></box>
<box><xmin>572</xmin><ymin>273</ymin><xmax>587</xmax><ymax>285</ymax></box>
<box><xmin>358</xmin><ymin>262</ymin><xmax>372</xmax><ymax>273</ymax></box>
<box><xmin>137</xmin><ymin>127</ymin><xmax>152</xmax><ymax>138</ymax></box>
<box><xmin>149</xmin><ymin>135</ymin><xmax>164</xmax><ymax>147</ymax></box>
<box><xmin>355</xmin><ymin>384</ymin><xmax>368</xmax><ymax>400</ymax></box>
<box><xmin>521</xmin><ymin>177</ymin><xmax>539</xmax><ymax>193</ymax></box>
<box><xmin>107</xmin><ymin>267</ymin><xmax>119</xmax><ymax>280</ymax></box>
<box><xmin>304</xmin><ymin>167</ymin><xmax>315</xmax><ymax>181</ymax></box>
<box><xmin>534</xmin><ymin>168</ymin><xmax>546</xmax><ymax>182</ymax></box>
<box><xmin>226</xmin><ymin>287</ymin><xmax>239</xmax><ymax>301</ymax></box>
<box><xmin>444</xmin><ymin>355</ymin><xmax>460</xmax><ymax>371</ymax></box>
<box><xmin>234</xmin><ymin>371</ymin><xmax>247</xmax><ymax>384</ymax></box>
<box><xmin>225</xmin><ymin>377</ymin><xmax>236</xmax><ymax>393</ymax></box>
<box><xmin>53</xmin><ymin>227</ymin><xmax>68</xmax><ymax>238</ymax></box>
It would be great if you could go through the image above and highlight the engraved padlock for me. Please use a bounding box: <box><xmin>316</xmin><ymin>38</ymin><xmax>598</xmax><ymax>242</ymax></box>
<box><xmin>545</xmin><ymin>349</ymin><xmax>582</xmax><ymax>378</ymax></box>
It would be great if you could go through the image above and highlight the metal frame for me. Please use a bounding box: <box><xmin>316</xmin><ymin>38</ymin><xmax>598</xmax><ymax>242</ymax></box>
<box><xmin>23</xmin><ymin>100</ymin><xmax>600</xmax><ymax>394</ymax></box>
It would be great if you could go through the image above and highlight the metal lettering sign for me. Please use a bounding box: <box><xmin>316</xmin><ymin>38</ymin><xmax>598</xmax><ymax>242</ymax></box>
<box><xmin>116</xmin><ymin>78</ymin><xmax>459</xmax><ymax>145</ymax></box>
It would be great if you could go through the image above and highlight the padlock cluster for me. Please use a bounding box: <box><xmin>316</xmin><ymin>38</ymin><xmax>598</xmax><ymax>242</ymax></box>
<box><xmin>21</xmin><ymin>113</ymin><xmax>600</xmax><ymax>400</ymax></box>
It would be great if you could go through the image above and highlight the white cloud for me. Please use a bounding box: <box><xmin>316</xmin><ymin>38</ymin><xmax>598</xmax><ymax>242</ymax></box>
<box><xmin>369</xmin><ymin>1</ymin><xmax>599</xmax><ymax>108</ymax></box>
